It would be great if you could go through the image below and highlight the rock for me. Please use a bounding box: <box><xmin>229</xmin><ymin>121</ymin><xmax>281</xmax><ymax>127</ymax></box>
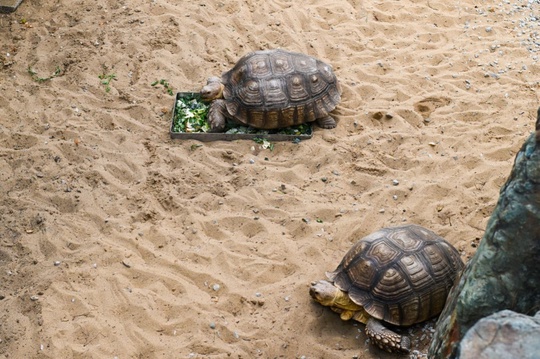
<box><xmin>429</xmin><ymin>109</ymin><xmax>540</xmax><ymax>358</ymax></box>
<box><xmin>459</xmin><ymin>310</ymin><xmax>540</xmax><ymax>359</ymax></box>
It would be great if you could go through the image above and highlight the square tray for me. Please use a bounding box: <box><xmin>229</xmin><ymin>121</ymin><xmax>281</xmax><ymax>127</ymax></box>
<box><xmin>170</xmin><ymin>92</ymin><xmax>313</xmax><ymax>142</ymax></box>
<box><xmin>0</xmin><ymin>0</ymin><xmax>23</xmax><ymax>13</ymax></box>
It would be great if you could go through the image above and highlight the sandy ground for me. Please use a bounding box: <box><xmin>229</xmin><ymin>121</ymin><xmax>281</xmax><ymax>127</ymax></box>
<box><xmin>1</xmin><ymin>0</ymin><xmax>539</xmax><ymax>358</ymax></box>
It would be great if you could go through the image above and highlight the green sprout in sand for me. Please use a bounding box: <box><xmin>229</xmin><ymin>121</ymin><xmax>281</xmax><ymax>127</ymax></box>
<box><xmin>28</xmin><ymin>66</ymin><xmax>62</xmax><ymax>82</ymax></box>
<box><xmin>151</xmin><ymin>79</ymin><xmax>174</xmax><ymax>96</ymax></box>
<box><xmin>99</xmin><ymin>73</ymin><xmax>117</xmax><ymax>93</ymax></box>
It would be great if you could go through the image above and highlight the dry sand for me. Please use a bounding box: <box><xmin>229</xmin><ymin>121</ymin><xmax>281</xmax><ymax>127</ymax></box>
<box><xmin>1</xmin><ymin>0</ymin><xmax>539</xmax><ymax>358</ymax></box>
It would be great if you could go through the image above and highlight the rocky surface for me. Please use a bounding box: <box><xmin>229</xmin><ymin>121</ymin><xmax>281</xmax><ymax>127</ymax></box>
<box><xmin>459</xmin><ymin>310</ymin><xmax>540</xmax><ymax>359</ymax></box>
<box><xmin>429</xmin><ymin>110</ymin><xmax>540</xmax><ymax>358</ymax></box>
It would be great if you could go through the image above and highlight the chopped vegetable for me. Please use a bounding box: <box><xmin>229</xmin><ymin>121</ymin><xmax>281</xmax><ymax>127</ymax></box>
<box><xmin>253</xmin><ymin>137</ymin><xmax>274</xmax><ymax>151</ymax></box>
<box><xmin>224</xmin><ymin>122</ymin><xmax>311</xmax><ymax>136</ymax></box>
<box><xmin>172</xmin><ymin>95</ymin><xmax>211</xmax><ymax>133</ymax></box>
<box><xmin>172</xmin><ymin>94</ymin><xmax>313</xmax><ymax>136</ymax></box>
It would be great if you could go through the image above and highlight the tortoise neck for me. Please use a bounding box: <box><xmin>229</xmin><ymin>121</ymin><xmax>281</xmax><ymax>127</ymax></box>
<box><xmin>334</xmin><ymin>290</ymin><xmax>359</xmax><ymax>309</ymax></box>
<box><xmin>216</xmin><ymin>84</ymin><xmax>225</xmax><ymax>99</ymax></box>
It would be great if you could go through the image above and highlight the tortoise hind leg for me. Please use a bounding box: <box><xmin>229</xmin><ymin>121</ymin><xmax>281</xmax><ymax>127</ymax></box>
<box><xmin>316</xmin><ymin>115</ymin><xmax>337</xmax><ymax>129</ymax></box>
<box><xmin>365</xmin><ymin>317</ymin><xmax>411</xmax><ymax>354</ymax></box>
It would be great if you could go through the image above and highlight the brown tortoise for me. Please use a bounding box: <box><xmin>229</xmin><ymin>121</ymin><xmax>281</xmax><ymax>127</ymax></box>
<box><xmin>309</xmin><ymin>224</ymin><xmax>464</xmax><ymax>353</ymax></box>
<box><xmin>199</xmin><ymin>49</ymin><xmax>341</xmax><ymax>132</ymax></box>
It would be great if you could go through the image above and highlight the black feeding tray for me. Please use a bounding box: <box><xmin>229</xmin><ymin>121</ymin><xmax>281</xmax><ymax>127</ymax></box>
<box><xmin>170</xmin><ymin>92</ymin><xmax>313</xmax><ymax>142</ymax></box>
<box><xmin>0</xmin><ymin>0</ymin><xmax>24</xmax><ymax>13</ymax></box>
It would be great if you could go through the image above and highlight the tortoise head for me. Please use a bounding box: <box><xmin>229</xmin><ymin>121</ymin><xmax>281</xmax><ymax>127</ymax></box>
<box><xmin>310</xmin><ymin>280</ymin><xmax>337</xmax><ymax>307</ymax></box>
<box><xmin>310</xmin><ymin>280</ymin><xmax>365</xmax><ymax>313</ymax></box>
<box><xmin>200</xmin><ymin>77</ymin><xmax>224</xmax><ymax>101</ymax></box>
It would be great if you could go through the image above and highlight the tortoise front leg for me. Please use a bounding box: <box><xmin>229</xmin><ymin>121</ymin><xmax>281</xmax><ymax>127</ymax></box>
<box><xmin>365</xmin><ymin>317</ymin><xmax>411</xmax><ymax>354</ymax></box>
<box><xmin>207</xmin><ymin>99</ymin><xmax>228</xmax><ymax>132</ymax></box>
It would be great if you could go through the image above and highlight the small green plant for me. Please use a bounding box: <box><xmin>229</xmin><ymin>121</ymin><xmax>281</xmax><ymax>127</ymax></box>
<box><xmin>99</xmin><ymin>73</ymin><xmax>116</xmax><ymax>92</ymax></box>
<box><xmin>28</xmin><ymin>66</ymin><xmax>62</xmax><ymax>82</ymax></box>
<box><xmin>151</xmin><ymin>79</ymin><xmax>174</xmax><ymax>96</ymax></box>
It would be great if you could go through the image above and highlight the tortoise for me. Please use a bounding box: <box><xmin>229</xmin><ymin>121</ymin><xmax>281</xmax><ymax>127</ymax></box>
<box><xmin>199</xmin><ymin>49</ymin><xmax>341</xmax><ymax>132</ymax></box>
<box><xmin>309</xmin><ymin>224</ymin><xmax>464</xmax><ymax>353</ymax></box>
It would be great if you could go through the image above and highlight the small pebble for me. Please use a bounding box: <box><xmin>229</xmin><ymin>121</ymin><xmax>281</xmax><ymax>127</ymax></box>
<box><xmin>212</xmin><ymin>284</ymin><xmax>220</xmax><ymax>291</ymax></box>
<box><xmin>54</xmin><ymin>261</ymin><xmax>61</xmax><ymax>266</ymax></box>
<box><xmin>379</xmin><ymin>208</ymin><xmax>385</xmax><ymax>213</ymax></box>
<box><xmin>30</xmin><ymin>295</ymin><xmax>39</xmax><ymax>301</ymax></box>
<box><xmin>249</xmin><ymin>159</ymin><xmax>255</xmax><ymax>164</ymax></box>
<box><xmin>255</xmin><ymin>292</ymin><xmax>262</xmax><ymax>297</ymax></box>
<box><xmin>392</xmin><ymin>179</ymin><xmax>399</xmax><ymax>186</ymax></box>
<box><xmin>209</xmin><ymin>322</ymin><xmax>216</xmax><ymax>329</ymax></box>
<box><xmin>393</xmin><ymin>195</ymin><xmax>398</xmax><ymax>200</ymax></box>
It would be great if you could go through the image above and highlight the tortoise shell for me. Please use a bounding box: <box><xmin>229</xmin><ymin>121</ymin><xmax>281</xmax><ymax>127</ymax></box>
<box><xmin>221</xmin><ymin>49</ymin><xmax>341</xmax><ymax>129</ymax></box>
<box><xmin>327</xmin><ymin>224</ymin><xmax>464</xmax><ymax>326</ymax></box>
